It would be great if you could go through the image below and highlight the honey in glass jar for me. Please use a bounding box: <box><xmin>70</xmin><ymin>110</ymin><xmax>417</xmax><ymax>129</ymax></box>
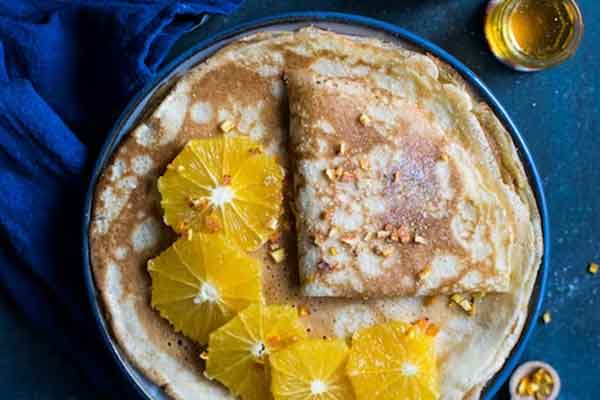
<box><xmin>485</xmin><ymin>0</ymin><xmax>583</xmax><ymax>71</ymax></box>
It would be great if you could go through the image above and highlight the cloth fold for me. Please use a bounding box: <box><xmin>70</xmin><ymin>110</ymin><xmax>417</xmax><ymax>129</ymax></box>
<box><xmin>0</xmin><ymin>0</ymin><xmax>242</xmax><ymax>396</ymax></box>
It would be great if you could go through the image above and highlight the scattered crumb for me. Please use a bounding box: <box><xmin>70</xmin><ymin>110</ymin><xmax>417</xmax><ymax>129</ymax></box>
<box><xmin>542</xmin><ymin>311</ymin><xmax>552</xmax><ymax>324</ymax></box>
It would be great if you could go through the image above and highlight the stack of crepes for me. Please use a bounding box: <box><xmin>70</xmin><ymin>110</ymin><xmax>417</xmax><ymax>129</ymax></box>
<box><xmin>89</xmin><ymin>28</ymin><xmax>543</xmax><ymax>400</ymax></box>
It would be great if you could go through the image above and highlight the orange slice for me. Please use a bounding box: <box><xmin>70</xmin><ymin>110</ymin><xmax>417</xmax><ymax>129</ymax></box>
<box><xmin>147</xmin><ymin>233</ymin><xmax>262</xmax><ymax>344</ymax></box>
<box><xmin>158</xmin><ymin>136</ymin><xmax>284</xmax><ymax>251</ymax></box>
<box><xmin>270</xmin><ymin>338</ymin><xmax>355</xmax><ymax>400</ymax></box>
<box><xmin>205</xmin><ymin>303</ymin><xmax>306</xmax><ymax>400</ymax></box>
<box><xmin>346</xmin><ymin>321</ymin><xmax>439</xmax><ymax>400</ymax></box>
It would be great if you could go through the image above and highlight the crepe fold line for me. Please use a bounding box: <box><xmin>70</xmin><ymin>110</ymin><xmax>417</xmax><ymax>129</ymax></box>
<box><xmin>89</xmin><ymin>27</ymin><xmax>543</xmax><ymax>400</ymax></box>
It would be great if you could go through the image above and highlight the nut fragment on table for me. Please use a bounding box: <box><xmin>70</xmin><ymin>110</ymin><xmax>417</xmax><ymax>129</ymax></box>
<box><xmin>542</xmin><ymin>311</ymin><xmax>552</xmax><ymax>324</ymax></box>
<box><xmin>589</xmin><ymin>262</ymin><xmax>599</xmax><ymax>274</ymax></box>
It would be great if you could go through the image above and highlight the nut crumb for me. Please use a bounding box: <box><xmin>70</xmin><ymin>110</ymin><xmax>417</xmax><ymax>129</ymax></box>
<box><xmin>270</xmin><ymin>248</ymin><xmax>286</xmax><ymax>263</ymax></box>
<box><xmin>205</xmin><ymin>213</ymin><xmax>221</xmax><ymax>233</ymax></box>
<box><xmin>358</xmin><ymin>113</ymin><xmax>371</xmax><ymax>126</ymax></box>
<box><xmin>219</xmin><ymin>120</ymin><xmax>235</xmax><ymax>133</ymax></box>
<box><xmin>418</xmin><ymin>267</ymin><xmax>431</xmax><ymax>280</ymax></box>
<box><xmin>325</xmin><ymin>168</ymin><xmax>336</xmax><ymax>181</ymax></box>
<box><xmin>298</xmin><ymin>305</ymin><xmax>310</xmax><ymax>317</ymax></box>
<box><xmin>542</xmin><ymin>311</ymin><xmax>552</xmax><ymax>324</ymax></box>
<box><xmin>414</xmin><ymin>235</ymin><xmax>428</xmax><ymax>245</ymax></box>
<box><xmin>337</xmin><ymin>142</ymin><xmax>347</xmax><ymax>155</ymax></box>
<box><xmin>341</xmin><ymin>171</ymin><xmax>355</xmax><ymax>182</ymax></box>
<box><xmin>589</xmin><ymin>262</ymin><xmax>599</xmax><ymax>274</ymax></box>
<box><xmin>393</xmin><ymin>171</ymin><xmax>401</xmax><ymax>183</ymax></box>
<box><xmin>397</xmin><ymin>225</ymin><xmax>411</xmax><ymax>243</ymax></box>
<box><xmin>450</xmin><ymin>293</ymin><xmax>474</xmax><ymax>315</ymax></box>
<box><xmin>359</xmin><ymin>158</ymin><xmax>370</xmax><ymax>171</ymax></box>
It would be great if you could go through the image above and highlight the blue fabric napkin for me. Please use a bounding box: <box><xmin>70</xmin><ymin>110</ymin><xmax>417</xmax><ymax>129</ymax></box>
<box><xmin>0</xmin><ymin>0</ymin><xmax>241</xmax><ymax>396</ymax></box>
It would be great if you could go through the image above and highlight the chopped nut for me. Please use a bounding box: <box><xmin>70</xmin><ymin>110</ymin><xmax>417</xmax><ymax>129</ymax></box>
<box><xmin>373</xmin><ymin>245</ymin><xmax>393</xmax><ymax>257</ymax></box>
<box><xmin>334</xmin><ymin>167</ymin><xmax>344</xmax><ymax>178</ymax></box>
<box><xmin>317</xmin><ymin>260</ymin><xmax>331</xmax><ymax>272</ymax></box>
<box><xmin>188</xmin><ymin>196</ymin><xmax>208</xmax><ymax>210</ymax></box>
<box><xmin>176</xmin><ymin>221</ymin><xmax>188</xmax><ymax>232</ymax></box>
<box><xmin>517</xmin><ymin>376</ymin><xmax>530</xmax><ymax>395</ymax></box>
<box><xmin>219</xmin><ymin>120</ymin><xmax>235</xmax><ymax>133</ymax></box>
<box><xmin>313</xmin><ymin>233</ymin><xmax>326</xmax><ymax>246</ymax></box>
<box><xmin>414</xmin><ymin>234</ymin><xmax>428</xmax><ymax>245</ymax></box>
<box><xmin>364</xmin><ymin>231</ymin><xmax>374</xmax><ymax>241</ymax></box>
<box><xmin>298</xmin><ymin>305</ymin><xmax>310</xmax><ymax>317</ymax></box>
<box><xmin>418</xmin><ymin>267</ymin><xmax>431</xmax><ymax>280</ymax></box>
<box><xmin>205</xmin><ymin>213</ymin><xmax>221</xmax><ymax>233</ymax></box>
<box><xmin>320</xmin><ymin>210</ymin><xmax>332</xmax><ymax>220</ymax></box>
<box><xmin>266</xmin><ymin>336</ymin><xmax>281</xmax><ymax>348</ymax></box>
<box><xmin>341</xmin><ymin>171</ymin><xmax>355</xmax><ymax>182</ymax></box>
<box><xmin>376</xmin><ymin>230</ymin><xmax>391</xmax><ymax>239</ymax></box>
<box><xmin>337</xmin><ymin>142</ymin><xmax>347</xmax><ymax>155</ymax></box>
<box><xmin>358</xmin><ymin>113</ymin><xmax>371</xmax><ymax>126</ymax></box>
<box><xmin>329</xmin><ymin>247</ymin><xmax>338</xmax><ymax>256</ymax></box>
<box><xmin>267</xmin><ymin>217</ymin><xmax>279</xmax><ymax>230</ymax></box>
<box><xmin>440</xmin><ymin>153</ymin><xmax>448</xmax><ymax>161</ymax></box>
<box><xmin>340</xmin><ymin>234</ymin><xmax>357</xmax><ymax>247</ymax></box>
<box><xmin>589</xmin><ymin>262</ymin><xmax>599</xmax><ymax>274</ymax></box>
<box><xmin>200</xmin><ymin>350</ymin><xmax>209</xmax><ymax>361</ymax></box>
<box><xmin>269</xmin><ymin>242</ymin><xmax>280</xmax><ymax>251</ymax></box>
<box><xmin>414</xmin><ymin>318</ymin><xmax>429</xmax><ymax>331</ymax></box>
<box><xmin>270</xmin><ymin>248</ymin><xmax>286</xmax><ymax>263</ymax></box>
<box><xmin>423</xmin><ymin>296</ymin><xmax>436</xmax><ymax>306</ymax></box>
<box><xmin>526</xmin><ymin>382</ymin><xmax>540</xmax><ymax>395</ymax></box>
<box><xmin>542</xmin><ymin>311</ymin><xmax>552</xmax><ymax>324</ymax></box>
<box><xmin>518</xmin><ymin>367</ymin><xmax>554</xmax><ymax>399</ymax></box>
<box><xmin>450</xmin><ymin>293</ymin><xmax>474</xmax><ymax>315</ymax></box>
<box><xmin>425</xmin><ymin>323</ymin><xmax>440</xmax><ymax>336</ymax></box>
<box><xmin>248</xmin><ymin>146</ymin><xmax>262</xmax><ymax>155</ymax></box>
<box><xmin>325</xmin><ymin>168</ymin><xmax>336</xmax><ymax>181</ymax></box>
<box><xmin>393</xmin><ymin>171</ymin><xmax>401</xmax><ymax>183</ymax></box>
<box><xmin>328</xmin><ymin>227</ymin><xmax>338</xmax><ymax>238</ymax></box>
<box><xmin>397</xmin><ymin>225</ymin><xmax>411</xmax><ymax>243</ymax></box>
<box><xmin>222</xmin><ymin>174</ymin><xmax>232</xmax><ymax>185</ymax></box>
<box><xmin>187</xmin><ymin>229</ymin><xmax>193</xmax><ymax>241</ymax></box>
<box><xmin>359</xmin><ymin>158</ymin><xmax>370</xmax><ymax>171</ymax></box>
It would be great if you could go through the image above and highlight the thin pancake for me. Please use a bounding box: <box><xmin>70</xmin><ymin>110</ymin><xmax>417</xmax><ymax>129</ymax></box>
<box><xmin>286</xmin><ymin>60</ymin><xmax>518</xmax><ymax>298</ymax></box>
<box><xmin>89</xmin><ymin>28</ymin><xmax>542</xmax><ymax>400</ymax></box>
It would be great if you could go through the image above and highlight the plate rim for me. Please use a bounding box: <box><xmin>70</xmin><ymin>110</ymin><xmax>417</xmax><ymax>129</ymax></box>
<box><xmin>82</xmin><ymin>11</ymin><xmax>551</xmax><ymax>400</ymax></box>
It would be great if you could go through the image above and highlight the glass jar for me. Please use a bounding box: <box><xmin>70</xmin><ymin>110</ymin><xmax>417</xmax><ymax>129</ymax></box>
<box><xmin>484</xmin><ymin>0</ymin><xmax>583</xmax><ymax>71</ymax></box>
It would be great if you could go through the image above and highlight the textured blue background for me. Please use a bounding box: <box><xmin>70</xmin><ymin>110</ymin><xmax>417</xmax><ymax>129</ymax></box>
<box><xmin>1</xmin><ymin>1</ymin><xmax>598</xmax><ymax>399</ymax></box>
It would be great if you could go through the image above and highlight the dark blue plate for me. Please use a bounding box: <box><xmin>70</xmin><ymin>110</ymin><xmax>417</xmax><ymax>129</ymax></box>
<box><xmin>83</xmin><ymin>12</ymin><xmax>550</xmax><ymax>400</ymax></box>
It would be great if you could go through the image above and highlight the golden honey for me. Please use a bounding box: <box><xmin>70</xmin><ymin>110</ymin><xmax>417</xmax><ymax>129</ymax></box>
<box><xmin>485</xmin><ymin>0</ymin><xmax>583</xmax><ymax>71</ymax></box>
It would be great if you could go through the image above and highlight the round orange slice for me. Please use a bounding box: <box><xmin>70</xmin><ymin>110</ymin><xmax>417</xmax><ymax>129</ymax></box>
<box><xmin>205</xmin><ymin>303</ymin><xmax>307</xmax><ymax>400</ymax></box>
<box><xmin>158</xmin><ymin>135</ymin><xmax>284</xmax><ymax>251</ymax></box>
<box><xmin>346</xmin><ymin>321</ymin><xmax>439</xmax><ymax>400</ymax></box>
<box><xmin>270</xmin><ymin>338</ymin><xmax>355</xmax><ymax>400</ymax></box>
<box><xmin>147</xmin><ymin>233</ymin><xmax>262</xmax><ymax>344</ymax></box>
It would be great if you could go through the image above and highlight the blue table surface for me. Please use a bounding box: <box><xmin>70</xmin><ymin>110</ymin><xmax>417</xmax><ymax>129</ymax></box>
<box><xmin>1</xmin><ymin>1</ymin><xmax>598</xmax><ymax>399</ymax></box>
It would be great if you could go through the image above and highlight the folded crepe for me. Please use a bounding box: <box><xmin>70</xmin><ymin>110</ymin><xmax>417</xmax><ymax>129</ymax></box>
<box><xmin>287</xmin><ymin>65</ymin><xmax>519</xmax><ymax>298</ymax></box>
